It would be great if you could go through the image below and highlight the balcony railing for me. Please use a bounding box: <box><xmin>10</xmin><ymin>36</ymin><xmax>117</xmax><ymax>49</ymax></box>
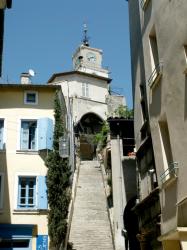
<box><xmin>148</xmin><ymin>62</ymin><xmax>163</xmax><ymax>88</ymax></box>
<box><xmin>160</xmin><ymin>162</ymin><xmax>179</xmax><ymax>183</ymax></box>
<box><xmin>140</xmin><ymin>0</ymin><xmax>150</xmax><ymax>10</ymax></box>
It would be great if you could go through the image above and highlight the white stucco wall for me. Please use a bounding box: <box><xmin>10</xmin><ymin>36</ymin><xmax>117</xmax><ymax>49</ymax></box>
<box><xmin>50</xmin><ymin>73</ymin><xmax>109</xmax><ymax>123</ymax></box>
<box><xmin>128</xmin><ymin>0</ymin><xmax>187</xmax><ymax>245</ymax></box>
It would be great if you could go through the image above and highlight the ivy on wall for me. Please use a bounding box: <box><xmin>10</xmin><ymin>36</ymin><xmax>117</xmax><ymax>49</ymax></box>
<box><xmin>45</xmin><ymin>92</ymin><xmax>71</xmax><ymax>249</ymax></box>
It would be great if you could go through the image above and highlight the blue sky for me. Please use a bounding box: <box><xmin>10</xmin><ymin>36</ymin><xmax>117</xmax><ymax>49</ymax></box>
<box><xmin>2</xmin><ymin>0</ymin><xmax>132</xmax><ymax>107</ymax></box>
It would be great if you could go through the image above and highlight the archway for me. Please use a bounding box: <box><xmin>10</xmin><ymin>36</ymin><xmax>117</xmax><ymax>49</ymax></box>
<box><xmin>75</xmin><ymin>113</ymin><xmax>103</xmax><ymax>160</ymax></box>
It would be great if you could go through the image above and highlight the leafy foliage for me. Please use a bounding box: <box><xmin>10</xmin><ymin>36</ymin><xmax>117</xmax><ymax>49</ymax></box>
<box><xmin>114</xmin><ymin>105</ymin><xmax>133</xmax><ymax>118</ymax></box>
<box><xmin>46</xmin><ymin>92</ymin><xmax>71</xmax><ymax>249</ymax></box>
<box><xmin>94</xmin><ymin>121</ymin><xmax>109</xmax><ymax>149</ymax></box>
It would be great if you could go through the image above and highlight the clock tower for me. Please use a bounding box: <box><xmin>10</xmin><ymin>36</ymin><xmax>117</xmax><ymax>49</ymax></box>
<box><xmin>48</xmin><ymin>25</ymin><xmax>113</xmax><ymax>162</ymax></box>
<box><xmin>72</xmin><ymin>25</ymin><xmax>109</xmax><ymax>78</ymax></box>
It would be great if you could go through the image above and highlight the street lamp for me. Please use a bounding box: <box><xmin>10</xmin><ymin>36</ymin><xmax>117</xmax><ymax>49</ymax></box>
<box><xmin>59</xmin><ymin>136</ymin><xmax>69</xmax><ymax>158</ymax></box>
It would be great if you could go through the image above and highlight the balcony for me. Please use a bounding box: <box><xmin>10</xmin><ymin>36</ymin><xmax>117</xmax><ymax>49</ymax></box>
<box><xmin>160</xmin><ymin>162</ymin><xmax>179</xmax><ymax>185</ymax></box>
<box><xmin>140</xmin><ymin>0</ymin><xmax>150</xmax><ymax>10</ymax></box>
<box><xmin>148</xmin><ymin>62</ymin><xmax>163</xmax><ymax>88</ymax></box>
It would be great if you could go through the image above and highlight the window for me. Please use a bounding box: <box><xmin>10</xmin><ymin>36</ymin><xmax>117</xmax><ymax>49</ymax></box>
<box><xmin>159</xmin><ymin>119</ymin><xmax>176</xmax><ymax>183</ymax></box>
<box><xmin>0</xmin><ymin>120</ymin><xmax>4</xmax><ymax>150</ymax></box>
<box><xmin>149</xmin><ymin>29</ymin><xmax>159</xmax><ymax>72</ymax></box>
<box><xmin>184</xmin><ymin>45</ymin><xmax>187</xmax><ymax>62</ymax></box>
<box><xmin>19</xmin><ymin>118</ymin><xmax>53</xmax><ymax>151</ymax></box>
<box><xmin>159</xmin><ymin>120</ymin><xmax>173</xmax><ymax>170</ymax></box>
<box><xmin>139</xmin><ymin>84</ymin><xmax>147</xmax><ymax>123</ymax></box>
<box><xmin>82</xmin><ymin>83</ymin><xmax>89</xmax><ymax>98</ymax></box>
<box><xmin>148</xmin><ymin>27</ymin><xmax>163</xmax><ymax>87</ymax></box>
<box><xmin>17</xmin><ymin>175</ymin><xmax>48</xmax><ymax>210</ymax></box>
<box><xmin>0</xmin><ymin>224</ymin><xmax>33</xmax><ymax>249</ymax></box>
<box><xmin>0</xmin><ymin>239</ymin><xmax>30</xmax><ymax>248</ymax></box>
<box><xmin>24</xmin><ymin>91</ymin><xmax>38</xmax><ymax>105</ymax></box>
<box><xmin>20</xmin><ymin>120</ymin><xmax>37</xmax><ymax>150</ymax></box>
<box><xmin>0</xmin><ymin>173</ymin><xmax>4</xmax><ymax>209</ymax></box>
<box><xmin>18</xmin><ymin>177</ymin><xmax>36</xmax><ymax>208</ymax></box>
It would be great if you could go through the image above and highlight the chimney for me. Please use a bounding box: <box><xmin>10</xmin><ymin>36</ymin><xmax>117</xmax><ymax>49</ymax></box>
<box><xmin>20</xmin><ymin>73</ymin><xmax>31</xmax><ymax>84</ymax></box>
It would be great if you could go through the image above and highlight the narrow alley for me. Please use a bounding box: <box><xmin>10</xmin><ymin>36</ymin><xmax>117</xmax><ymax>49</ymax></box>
<box><xmin>69</xmin><ymin>160</ymin><xmax>114</xmax><ymax>250</ymax></box>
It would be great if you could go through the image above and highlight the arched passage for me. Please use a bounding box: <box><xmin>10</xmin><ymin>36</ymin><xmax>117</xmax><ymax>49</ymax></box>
<box><xmin>75</xmin><ymin>112</ymin><xmax>103</xmax><ymax>160</ymax></box>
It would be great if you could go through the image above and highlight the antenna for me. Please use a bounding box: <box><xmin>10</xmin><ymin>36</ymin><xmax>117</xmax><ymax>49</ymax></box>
<box><xmin>28</xmin><ymin>69</ymin><xmax>35</xmax><ymax>77</ymax></box>
<box><xmin>83</xmin><ymin>23</ymin><xmax>89</xmax><ymax>47</ymax></box>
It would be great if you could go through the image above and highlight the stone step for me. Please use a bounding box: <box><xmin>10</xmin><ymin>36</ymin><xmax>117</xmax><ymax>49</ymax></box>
<box><xmin>69</xmin><ymin>160</ymin><xmax>114</xmax><ymax>250</ymax></box>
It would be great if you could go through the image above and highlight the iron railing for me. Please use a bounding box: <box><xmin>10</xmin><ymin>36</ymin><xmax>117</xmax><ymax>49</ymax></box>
<box><xmin>140</xmin><ymin>0</ymin><xmax>150</xmax><ymax>10</ymax></box>
<box><xmin>148</xmin><ymin>62</ymin><xmax>163</xmax><ymax>87</ymax></box>
<box><xmin>160</xmin><ymin>162</ymin><xmax>179</xmax><ymax>183</ymax></box>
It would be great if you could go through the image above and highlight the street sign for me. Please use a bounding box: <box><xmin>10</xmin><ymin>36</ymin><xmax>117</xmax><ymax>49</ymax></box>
<box><xmin>37</xmin><ymin>235</ymin><xmax>48</xmax><ymax>250</ymax></box>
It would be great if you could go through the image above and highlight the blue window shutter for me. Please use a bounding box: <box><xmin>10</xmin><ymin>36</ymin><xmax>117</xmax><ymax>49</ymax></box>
<box><xmin>38</xmin><ymin>118</ymin><xmax>48</xmax><ymax>150</ymax></box>
<box><xmin>17</xmin><ymin>178</ymin><xmax>21</xmax><ymax>208</ymax></box>
<box><xmin>46</xmin><ymin>118</ymin><xmax>53</xmax><ymax>150</ymax></box>
<box><xmin>37</xmin><ymin>176</ymin><xmax>48</xmax><ymax>210</ymax></box>
<box><xmin>38</xmin><ymin>118</ymin><xmax>53</xmax><ymax>150</ymax></box>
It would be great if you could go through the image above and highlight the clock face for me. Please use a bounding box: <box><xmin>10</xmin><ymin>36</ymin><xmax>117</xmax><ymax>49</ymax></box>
<box><xmin>86</xmin><ymin>52</ymin><xmax>96</xmax><ymax>62</ymax></box>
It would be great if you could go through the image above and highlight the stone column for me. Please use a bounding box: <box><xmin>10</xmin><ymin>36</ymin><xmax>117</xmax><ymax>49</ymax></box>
<box><xmin>111</xmin><ymin>137</ymin><xmax>126</xmax><ymax>250</ymax></box>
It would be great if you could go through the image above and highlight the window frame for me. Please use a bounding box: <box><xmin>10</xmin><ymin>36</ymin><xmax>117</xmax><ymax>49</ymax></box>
<box><xmin>17</xmin><ymin>176</ymin><xmax>36</xmax><ymax>209</ymax></box>
<box><xmin>15</xmin><ymin>174</ymin><xmax>38</xmax><ymax>210</ymax></box>
<box><xmin>14</xmin><ymin>173</ymin><xmax>48</xmax><ymax>211</ymax></box>
<box><xmin>20</xmin><ymin>119</ymin><xmax>38</xmax><ymax>151</ymax></box>
<box><xmin>24</xmin><ymin>91</ymin><xmax>38</xmax><ymax>105</ymax></box>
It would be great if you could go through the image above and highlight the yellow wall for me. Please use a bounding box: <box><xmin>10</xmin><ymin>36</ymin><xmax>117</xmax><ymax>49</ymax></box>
<box><xmin>0</xmin><ymin>87</ymin><xmax>57</xmax><ymax>240</ymax></box>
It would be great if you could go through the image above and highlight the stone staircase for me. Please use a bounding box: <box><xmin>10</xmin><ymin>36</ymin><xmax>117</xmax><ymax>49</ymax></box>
<box><xmin>69</xmin><ymin>160</ymin><xmax>114</xmax><ymax>250</ymax></box>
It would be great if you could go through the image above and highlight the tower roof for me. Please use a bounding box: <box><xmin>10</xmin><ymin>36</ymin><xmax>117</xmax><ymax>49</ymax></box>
<box><xmin>47</xmin><ymin>70</ymin><xmax>111</xmax><ymax>84</ymax></box>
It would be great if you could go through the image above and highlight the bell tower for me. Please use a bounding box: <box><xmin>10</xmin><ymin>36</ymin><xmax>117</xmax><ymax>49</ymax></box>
<box><xmin>72</xmin><ymin>24</ymin><xmax>109</xmax><ymax>78</ymax></box>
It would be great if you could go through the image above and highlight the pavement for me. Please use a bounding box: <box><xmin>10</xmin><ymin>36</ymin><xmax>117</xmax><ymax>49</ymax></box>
<box><xmin>69</xmin><ymin>160</ymin><xmax>114</xmax><ymax>250</ymax></box>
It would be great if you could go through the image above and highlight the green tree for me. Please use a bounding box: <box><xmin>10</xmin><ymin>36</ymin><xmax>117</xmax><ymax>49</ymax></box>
<box><xmin>114</xmin><ymin>105</ymin><xmax>133</xmax><ymax>118</ymax></box>
<box><xmin>94</xmin><ymin>121</ymin><xmax>109</xmax><ymax>149</ymax></box>
<box><xmin>45</xmin><ymin>92</ymin><xmax>71</xmax><ymax>249</ymax></box>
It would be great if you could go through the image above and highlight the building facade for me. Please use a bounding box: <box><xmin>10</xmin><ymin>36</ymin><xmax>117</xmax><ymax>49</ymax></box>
<box><xmin>128</xmin><ymin>0</ymin><xmax>187</xmax><ymax>249</ymax></box>
<box><xmin>0</xmin><ymin>77</ymin><xmax>65</xmax><ymax>249</ymax></box>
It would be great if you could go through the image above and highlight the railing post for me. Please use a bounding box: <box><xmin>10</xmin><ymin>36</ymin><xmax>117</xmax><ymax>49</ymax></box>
<box><xmin>160</xmin><ymin>162</ymin><xmax>179</xmax><ymax>183</ymax></box>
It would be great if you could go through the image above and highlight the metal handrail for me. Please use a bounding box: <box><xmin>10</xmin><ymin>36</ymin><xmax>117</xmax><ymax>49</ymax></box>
<box><xmin>160</xmin><ymin>162</ymin><xmax>179</xmax><ymax>183</ymax></box>
<box><xmin>140</xmin><ymin>0</ymin><xmax>150</xmax><ymax>9</ymax></box>
<box><xmin>148</xmin><ymin>62</ymin><xmax>163</xmax><ymax>87</ymax></box>
<box><xmin>77</xmin><ymin>62</ymin><xmax>109</xmax><ymax>73</ymax></box>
